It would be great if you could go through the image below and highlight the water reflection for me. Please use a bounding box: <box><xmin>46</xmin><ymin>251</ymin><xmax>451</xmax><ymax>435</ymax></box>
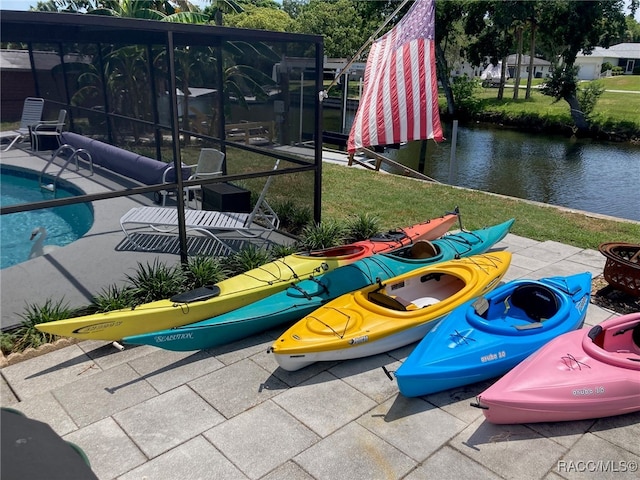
<box><xmin>383</xmin><ymin>124</ymin><xmax>639</xmax><ymax>222</ymax></box>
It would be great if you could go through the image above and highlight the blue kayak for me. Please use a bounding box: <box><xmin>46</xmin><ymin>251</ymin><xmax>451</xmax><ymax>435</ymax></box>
<box><xmin>123</xmin><ymin>219</ymin><xmax>514</xmax><ymax>351</ymax></box>
<box><xmin>393</xmin><ymin>271</ymin><xmax>592</xmax><ymax>397</ymax></box>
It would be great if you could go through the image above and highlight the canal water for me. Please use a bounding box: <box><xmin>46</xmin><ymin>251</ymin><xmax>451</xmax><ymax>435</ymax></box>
<box><xmin>249</xmin><ymin>104</ymin><xmax>639</xmax><ymax>222</ymax></box>
<box><xmin>361</xmin><ymin>123</ymin><xmax>640</xmax><ymax>222</ymax></box>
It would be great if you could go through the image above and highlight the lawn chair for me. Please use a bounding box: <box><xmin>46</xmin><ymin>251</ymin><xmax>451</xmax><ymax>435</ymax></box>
<box><xmin>1</xmin><ymin>97</ymin><xmax>44</xmax><ymax>151</ymax></box>
<box><xmin>120</xmin><ymin>160</ymin><xmax>280</xmax><ymax>253</ymax></box>
<box><xmin>29</xmin><ymin>109</ymin><xmax>67</xmax><ymax>151</ymax></box>
<box><xmin>160</xmin><ymin>148</ymin><xmax>225</xmax><ymax>208</ymax></box>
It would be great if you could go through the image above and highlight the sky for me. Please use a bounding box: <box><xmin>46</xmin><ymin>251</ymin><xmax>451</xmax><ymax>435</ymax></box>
<box><xmin>1</xmin><ymin>0</ymin><xmax>639</xmax><ymax>21</ymax></box>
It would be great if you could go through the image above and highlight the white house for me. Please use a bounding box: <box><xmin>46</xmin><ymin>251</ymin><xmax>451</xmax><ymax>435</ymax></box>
<box><xmin>450</xmin><ymin>54</ymin><xmax>551</xmax><ymax>82</ymax></box>
<box><xmin>504</xmin><ymin>54</ymin><xmax>552</xmax><ymax>80</ymax></box>
<box><xmin>575</xmin><ymin>43</ymin><xmax>640</xmax><ymax>80</ymax></box>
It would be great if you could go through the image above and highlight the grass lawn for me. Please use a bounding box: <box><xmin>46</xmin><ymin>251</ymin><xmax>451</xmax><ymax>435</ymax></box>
<box><xmin>599</xmin><ymin>75</ymin><xmax>640</xmax><ymax>91</ymax></box>
<box><xmin>337</xmin><ymin>75</ymin><xmax>640</xmax><ymax>134</ymax></box>
<box><xmin>320</xmin><ymin>162</ymin><xmax>640</xmax><ymax>251</ymax></box>
<box><xmin>177</xmin><ymin>146</ymin><xmax>640</xmax><ymax>252</ymax></box>
<box><xmin>472</xmin><ymin>78</ymin><xmax>640</xmax><ymax>130</ymax></box>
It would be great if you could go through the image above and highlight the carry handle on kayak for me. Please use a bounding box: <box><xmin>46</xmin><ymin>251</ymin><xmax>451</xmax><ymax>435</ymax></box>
<box><xmin>470</xmin><ymin>397</ymin><xmax>489</xmax><ymax>410</ymax></box>
<box><xmin>381</xmin><ymin>366</ymin><xmax>394</xmax><ymax>381</ymax></box>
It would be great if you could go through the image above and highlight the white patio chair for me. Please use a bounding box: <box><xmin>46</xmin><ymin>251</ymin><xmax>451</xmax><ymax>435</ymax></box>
<box><xmin>29</xmin><ymin>109</ymin><xmax>67</xmax><ymax>151</ymax></box>
<box><xmin>1</xmin><ymin>97</ymin><xmax>44</xmax><ymax>151</ymax></box>
<box><xmin>160</xmin><ymin>148</ymin><xmax>225</xmax><ymax>208</ymax></box>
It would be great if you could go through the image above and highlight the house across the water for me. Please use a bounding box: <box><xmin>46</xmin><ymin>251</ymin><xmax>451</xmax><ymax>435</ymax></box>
<box><xmin>575</xmin><ymin>43</ymin><xmax>640</xmax><ymax>80</ymax></box>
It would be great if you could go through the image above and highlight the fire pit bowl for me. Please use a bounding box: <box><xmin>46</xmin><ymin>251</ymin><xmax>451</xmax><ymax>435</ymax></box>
<box><xmin>598</xmin><ymin>242</ymin><xmax>640</xmax><ymax>298</ymax></box>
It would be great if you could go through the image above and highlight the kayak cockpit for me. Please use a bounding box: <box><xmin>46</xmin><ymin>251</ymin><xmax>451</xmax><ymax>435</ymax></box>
<box><xmin>583</xmin><ymin>316</ymin><xmax>640</xmax><ymax>369</ymax></box>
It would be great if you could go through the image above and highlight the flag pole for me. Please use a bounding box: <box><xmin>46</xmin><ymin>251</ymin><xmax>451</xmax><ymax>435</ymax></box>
<box><xmin>320</xmin><ymin>0</ymin><xmax>413</xmax><ymax>101</ymax></box>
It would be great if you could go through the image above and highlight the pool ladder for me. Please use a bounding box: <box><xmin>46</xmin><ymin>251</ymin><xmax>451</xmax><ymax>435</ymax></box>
<box><xmin>39</xmin><ymin>144</ymin><xmax>93</xmax><ymax>194</ymax></box>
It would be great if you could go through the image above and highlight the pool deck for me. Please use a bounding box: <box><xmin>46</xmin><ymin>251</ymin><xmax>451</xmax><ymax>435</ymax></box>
<box><xmin>1</xmin><ymin>147</ymin><xmax>293</xmax><ymax>331</ymax></box>
<box><xmin>1</xmin><ymin>149</ymin><xmax>184</xmax><ymax>329</ymax></box>
<box><xmin>1</xmin><ymin>147</ymin><xmax>639</xmax><ymax>480</ymax></box>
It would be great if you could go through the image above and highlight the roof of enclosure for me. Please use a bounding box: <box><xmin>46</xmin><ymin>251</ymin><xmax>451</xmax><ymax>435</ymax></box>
<box><xmin>1</xmin><ymin>10</ymin><xmax>326</xmax><ymax>263</ymax></box>
<box><xmin>0</xmin><ymin>10</ymin><xmax>322</xmax><ymax>46</ymax></box>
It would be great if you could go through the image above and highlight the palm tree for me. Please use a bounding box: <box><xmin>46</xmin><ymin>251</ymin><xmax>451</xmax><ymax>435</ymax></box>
<box><xmin>39</xmin><ymin>0</ymin><xmax>211</xmax><ymax>141</ymax></box>
<box><xmin>512</xmin><ymin>21</ymin><xmax>524</xmax><ymax>100</ymax></box>
<box><xmin>60</xmin><ymin>44</ymin><xmax>155</xmax><ymax>141</ymax></box>
<box><xmin>525</xmin><ymin>18</ymin><xmax>538</xmax><ymax>100</ymax></box>
<box><xmin>38</xmin><ymin>0</ymin><xmax>209</xmax><ymax>21</ymax></box>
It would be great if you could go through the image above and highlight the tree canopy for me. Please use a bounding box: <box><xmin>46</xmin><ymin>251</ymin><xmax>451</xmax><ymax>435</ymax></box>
<box><xmin>29</xmin><ymin>0</ymin><xmax>640</xmax><ymax>132</ymax></box>
<box><xmin>223</xmin><ymin>4</ymin><xmax>293</xmax><ymax>32</ymax></box>
<box><xmin>292</xmin><ymin>0</ymin><xmax>367</xmax><ymax>58</ymax></box>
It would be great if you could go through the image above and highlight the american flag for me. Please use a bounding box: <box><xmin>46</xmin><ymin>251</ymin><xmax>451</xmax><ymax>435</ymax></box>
<box><xmin>347</xmin><ymin>0</ymin><xmax>443</xmax><ymax>153</ymax></box>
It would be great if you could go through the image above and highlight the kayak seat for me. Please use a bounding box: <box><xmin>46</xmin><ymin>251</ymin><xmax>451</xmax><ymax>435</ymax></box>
<box><xmin>410</xmin><ymin>240</ymin><xmax>438</xmax><ymax>259</ymax></box>
<box><xmin>412</xmin><ymin>296</ymin><xmax>439</xmax><ymax>308</ymax></box>
<box><xmin>170</xmin><ymin>285</ymin><xmax>221</xmax><ymax>303</ymax></box>
<box><xmin>588</xmin><ymin>325</ymin><xmax>606</xmax><ymax>347</ymax></box>
<box><xmin>368</xmin><ymin>291</ymin><xmax>416</xmax><ymax>311</ymax></box>
<box><xmin>510</xmin><ymin>284</ymin><xmax>559</xmax><ymax>322</ymax></box>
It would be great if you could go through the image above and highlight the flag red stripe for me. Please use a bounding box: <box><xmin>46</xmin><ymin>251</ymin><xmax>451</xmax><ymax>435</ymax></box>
<box><xmin>348</xmin><ymin>0</ymin><xmax>442</xmax><ymax>153</ymax></box>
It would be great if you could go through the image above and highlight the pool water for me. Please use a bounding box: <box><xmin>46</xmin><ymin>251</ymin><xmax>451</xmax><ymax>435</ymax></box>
<box><xmin>1</xmin><ymin>166</ymin><xmax>94</xmax><ymax>269</ymax></box>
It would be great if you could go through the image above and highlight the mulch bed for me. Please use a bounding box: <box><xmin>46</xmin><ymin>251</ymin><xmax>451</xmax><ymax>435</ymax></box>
<box><xmin>591</xmin><ymin>274</ymin><xmax>640</xmax><ymax>316</ymax></box>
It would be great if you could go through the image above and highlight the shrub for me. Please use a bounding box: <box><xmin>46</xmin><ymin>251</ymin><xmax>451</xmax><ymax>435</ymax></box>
<box><xmin>183</xmin><ymin>255</ymin><xmax>229</xmax><ymax>289</ymax></box>
<box><xmin>270</xmin><ymin>243</ymin><xmax>298</xmax><ymax>259</ymax></box>
<box><xmin>0</xmin><ymin>333</ymin><xmax>16</xmax><ymax>355</ymax></box>
<box><xmin>299</xmin><ymin>220</ymin><xmax>347</xmax><ymax>250</ymax></box>
<box><xmin>345</xmin><ymin>212</ymin><xmax>380</xmax><ymax>243</ymax></box>
<box><xmin>1</xmin><ymin>299</ymin><xmax>72</xmax><ymax>354</ymax></box>
<box><xmin>451</xmin><ymin>74</ymin><xmax>482</xmax><ymax>115</ymax></box>
<box><xmin>89</xmin><ymin>284</ymin><xmax>136</xmax><ymax>313</ymax></box>
<box><xmin>125</xmin><ymin>259</ymin><xmax>185</xmax><ymax>304</ymax></box>
<box><xmin>578</xmin><ymin>81</ymin><xmax>605</xmax><ymax>118</ymax></box>
<box><xmin>273</xmin><ymin>199</ymin><xmax>313</xmax><ymax>235</ymax></box>
<box><xmin>222</xmin><ymin>244</ymin><xmax>274</xmax><ymax>276</ymax></box>
<box><xmin>541</xmin><ymin>65</ymin><xmax>579</xmax><ymax>101</ymax></box>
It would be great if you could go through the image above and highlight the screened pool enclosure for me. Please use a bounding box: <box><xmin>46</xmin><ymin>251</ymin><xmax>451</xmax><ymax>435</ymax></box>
<box><xmin>1</xmin><ymin>10</ymin><xmax>324</xmax><ymax>261</ymax></box>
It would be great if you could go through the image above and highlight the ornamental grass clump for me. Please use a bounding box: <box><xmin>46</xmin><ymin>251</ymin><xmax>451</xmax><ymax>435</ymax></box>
<box><xmin>183</xmin><ymin>255</ymin><xmax>229</xmax><ymax>289</ymax></box>
<box><xmin>274</xmin><ymin>199</ymin><xmax>313</xmax><ymax>236</ymax></box>
<box><xmin>222</xmin><ymin>244</ymin><xmax>274</xmax><ymax>276</ymax></box>
<box><xmin>299</xmin><ymin>220</ymin><xmax>346</xmax><ymax>250</ymax></box>
<box><xmin>88</xmin><ymin>284</ymin><xmax>137</xmax><ymax>313</ymax></box>
<box><xmin>0</xmin><ymin>298</ymin><xmax>72</xmax><ymax>354</ymax></box>
<box><xmin>345</xmin><ymin>212</ymin><xmax>381</xmax><ymax>243</ymax></box>
<box><xmin>270</xmin><ymin>243</ymin><xmax>298</xmax><ymax>259</ymax></box>
<box><xmin>125</xmin><ymin>259</ymin><xmax>185</xmax><ymax>304</ymax></box>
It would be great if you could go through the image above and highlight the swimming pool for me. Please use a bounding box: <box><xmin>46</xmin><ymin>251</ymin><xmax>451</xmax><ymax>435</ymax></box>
<box><xmin>1</xmin><ymin>165</ymin><xmax>94</xmax><ymax>269</ymax></box>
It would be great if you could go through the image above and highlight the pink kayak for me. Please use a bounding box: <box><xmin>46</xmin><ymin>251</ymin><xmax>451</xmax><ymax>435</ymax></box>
<box><xmin>473</xmin><ymin>312</ymin><xmax>640</xmax><ymax>424</ymax></box>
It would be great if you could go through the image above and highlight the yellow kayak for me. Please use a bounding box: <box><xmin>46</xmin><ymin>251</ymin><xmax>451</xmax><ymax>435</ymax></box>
<box><xmin>269</xmin><ymin>251</ymin><xmax>511</xmax><ymax>371</ymax></box>
<box><xmin>36</xmin><ymin>213</ymin><xmax>458</xmax><ymax>341</ymax></box>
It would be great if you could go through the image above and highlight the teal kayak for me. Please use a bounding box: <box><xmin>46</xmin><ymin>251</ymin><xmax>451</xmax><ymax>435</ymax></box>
<box><xmin>123</xmin><ymin>219</ymin><xmax>514</xmax><ymax>351</ymax></box>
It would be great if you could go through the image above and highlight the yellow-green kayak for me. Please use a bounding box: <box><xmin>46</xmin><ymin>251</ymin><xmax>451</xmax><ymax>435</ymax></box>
<box><xmin>36</xmin><ymin>213</ymin><xmax>458</xmax><ymax>341</ymax></box>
